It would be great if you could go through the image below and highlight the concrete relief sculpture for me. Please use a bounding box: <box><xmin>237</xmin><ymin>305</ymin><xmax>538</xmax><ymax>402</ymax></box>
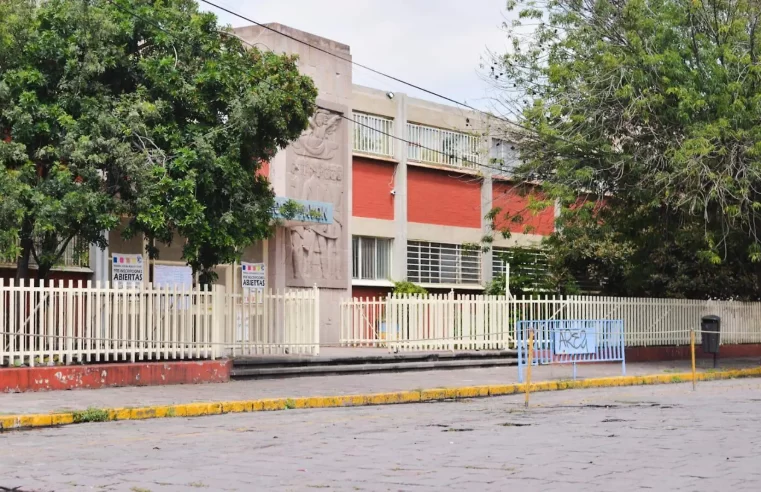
<box><xmin>287</xmin><ymin>109</ymin><xmax>347</xmax><ymax>287</ymax></box>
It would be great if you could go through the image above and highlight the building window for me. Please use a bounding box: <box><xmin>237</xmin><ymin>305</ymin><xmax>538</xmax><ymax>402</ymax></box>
<box><xmin>353</xmin><ymin>112</ymin><xmax>394</xmax><ymax>157</ymax></box>
<box><xmin>406</xmin><ymin>123</ymin><xmax>482</xmax><ymax>169</ymax></box>
<box><xmin>352</xmin><ymin>236</ymin><xmax>392</xmax><ymax>280</ymax></box>
<box><xmin>492</xmin><ymin>247</ymin><xmax>549</xmax><ymax>290</ymax></box>
<box><xmin>407</xmin><ymin>241</ymin><xmax>481</xmax><ymax>284</ymax></box>
<box><xmin>490</xmin><ymin>139</ymin><xmax>519</xmax><ymax>175</ymax></box>
<box><xmin>0</xmin><ymin>234</ymin><xmax>90</xmax><ymax>269</ymax></box>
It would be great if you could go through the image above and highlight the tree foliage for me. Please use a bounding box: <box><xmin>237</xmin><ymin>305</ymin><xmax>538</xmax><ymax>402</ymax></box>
<box><xmin>490</xmin><ymin>0</ymin><xmax>761</xmax><ymax>299</ymax></box>
<box><xmin>0</xmin><ymin>0</ymin><xmax>317</xmax><ymax>282</ymax></box>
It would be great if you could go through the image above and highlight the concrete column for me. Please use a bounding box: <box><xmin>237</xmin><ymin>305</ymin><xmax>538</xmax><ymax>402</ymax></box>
<box><xmin>392</xmin><ymin>93</ymin><xmax>408</xmax><ymax>282</ymax></box>
<box><xmin>481</xmin><ymin>173</ymin><xmax>493</xmax><ymax>285</ymax></box>
<box><xmin>90</xmin><ymin>230</ymin><xmax>110</xmax><ymax>285</ymax></box>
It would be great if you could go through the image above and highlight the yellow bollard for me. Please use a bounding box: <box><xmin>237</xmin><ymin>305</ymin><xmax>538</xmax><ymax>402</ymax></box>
<box><xmin>690</xmin><ymin>328</ymin><xmax>697</xmax><ymax>391</ymax></box>
<box><xmin>525</xmin><ymin>329</ymin><xmax>534</xmax><ymax>408</ymax></box>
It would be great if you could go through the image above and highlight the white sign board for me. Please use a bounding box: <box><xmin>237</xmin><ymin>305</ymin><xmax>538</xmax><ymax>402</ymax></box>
<box><xmin>154</xmin><ymin>265</ymin><xmax>193</xmax><ymax>289</ymax></box>
<box><xmin>554</xmin><ymin>322</ymin><xmax>597</xmax><ymax>355</ymax></box>
<box><xmin>241</xmin><ymin>262</ymin><xmax>266</xmax><ymax>291</ymax></box>
<box><xmin>154</xmin><ymin>265</ymin><xmax>193</xmax><ymax>310</ymax></box>
<box><xmin>111</xmin><ymin>254</ymin><xmax>144</xmax><ymax>286</ymax></box>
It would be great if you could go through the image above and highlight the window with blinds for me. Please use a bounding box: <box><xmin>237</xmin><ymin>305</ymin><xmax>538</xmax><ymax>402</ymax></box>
<box><xmin>352</xmin><ymin>236</ymin><xmax>392</xmax><ymax>280</ymax></box>
<box><xmin>407</xmin><ymin>241</ymin><xmax>481</xmax><ymax>284</ymax></box>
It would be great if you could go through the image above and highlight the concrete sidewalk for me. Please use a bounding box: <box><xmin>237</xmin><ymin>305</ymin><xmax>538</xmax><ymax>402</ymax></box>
<box><xmin>1</xmin><ymin>357</ymin><xmax>758</xmax><ymax>416</ymax></box>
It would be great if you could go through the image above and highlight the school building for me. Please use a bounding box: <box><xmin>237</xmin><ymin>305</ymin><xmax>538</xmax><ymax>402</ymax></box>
<box><xmin>0</xmin><ymin>23</ymin><xmax>554</xmax><ymax>344</ymax></box>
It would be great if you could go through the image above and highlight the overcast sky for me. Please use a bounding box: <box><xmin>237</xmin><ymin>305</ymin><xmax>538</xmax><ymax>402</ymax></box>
<box><xmin>203</xmin><ymin>0</ymin><xmax>510</xmax><ymax>111</ymax></box>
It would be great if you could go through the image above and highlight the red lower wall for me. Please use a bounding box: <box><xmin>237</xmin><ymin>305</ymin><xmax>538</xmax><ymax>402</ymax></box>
<box><xmin>0</xmin><ymin>268</ymin><xmax>91</xmax><ymax>285</ymax></box>
<box><xmin>351</xmin><ymin>286</ymin><xmax>392</xmax><ymax>299</ymax></box>
<box><xmin>626</xmin><ymin>344</ymin><xmax>761</xmax><ymax>362</ymax></box>
<box><xmin>0</xmin><ymin>360</ymin><xmax>231</xmax><ymax>393</ymax></box>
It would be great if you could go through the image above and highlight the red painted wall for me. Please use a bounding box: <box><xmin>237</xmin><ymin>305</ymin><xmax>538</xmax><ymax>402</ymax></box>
<box><xmin>352</xmin><ymin>285</ymin><xmax>391</xmax><ymax>299</ymax></box>
<box><xmin>352</xmin><ymin>157</ymin><xmax>395</xmax><ymax>220</ymax></box>
<box><xmin>0</xmin><ymin>268</ymin><xmax>90</xmax><ymax>285</ymax></box>
<box><xmin>492</xmin><ymin>181</ymin><xmax>555</xmax><ymax>236</ymax></box>
<box><xmin>626</xmin><ymin>344</ymin><xmax>761</xmax><ymax>362</ymax></box>
<box><xmin>408</xmin><ymin>167</ymin><xmax>481</xmax><ymax>228</ymax></box>
<box><xmin>0</xmin><ymin>360</ymin><xmax>231</xmax><ymax>393</ymax></box>
<box><xmin>256</xmin><ymin>160</ymin><xmax>270</xmax><ymax>179</ymax></box>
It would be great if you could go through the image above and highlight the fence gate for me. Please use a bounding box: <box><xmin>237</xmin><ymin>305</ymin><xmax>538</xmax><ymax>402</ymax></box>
<box><xmin>517</xmin><ymin>319</ymin><xmax>626</xmax><ymax>382</ymax></box>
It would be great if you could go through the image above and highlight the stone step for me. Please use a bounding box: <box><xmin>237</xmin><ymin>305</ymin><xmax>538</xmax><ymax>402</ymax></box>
<box><xmin>231</xmin><ymin>352</ymin><xmax>517</xmax><ymax>379</ymax></box>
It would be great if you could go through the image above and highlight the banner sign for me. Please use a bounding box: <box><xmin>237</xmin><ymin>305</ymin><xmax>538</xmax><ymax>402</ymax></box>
<box><xmin>111</xmin><ymin>254</ymin><xmax>143</xmax><ymax>285</ymax></box>
<box><xmin>241</xmin><ymin>262</ymin><xmax>266</xmax><ymax>290</ymax></box>
<box><xmin>553</xmin><ymin>322</ymin><xmax>597</xmax><ymax>355</ymax></box>
<box><xmin>273</xmin><ymin>197</ymin><xmax>333</xmax><ymax>225</ymax></box>
<box><xmin>154</xmin><ymin>265</ymin><xmax>193</xmax><ymax>289</ymax></box>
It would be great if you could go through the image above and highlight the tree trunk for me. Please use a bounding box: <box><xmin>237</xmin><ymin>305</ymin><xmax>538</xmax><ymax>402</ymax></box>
<box><xmin>15</xmin><ymin>222</ymin><xmax>34</xmax><ymax>282</ymax></box>
<box><xmin>36</xmin><ymin>264</ymin><xmax>51</xmax><ymax>282</ymax></box>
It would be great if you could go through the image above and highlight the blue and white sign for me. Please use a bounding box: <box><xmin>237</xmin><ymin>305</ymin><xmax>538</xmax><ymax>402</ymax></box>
<box><xmin>517</xmin><ymin>319</ymin><xmax>625</xmax><ymax>382</ymax></box>
<box><xmin>273</xmin><ymin>197</ymin><xmax>333</xmax><ymax>225</ymax></box>
<box><xmin>553</xmin><ymin>321</ymin><xmax>597</xmax><ymax>355</ymax></box>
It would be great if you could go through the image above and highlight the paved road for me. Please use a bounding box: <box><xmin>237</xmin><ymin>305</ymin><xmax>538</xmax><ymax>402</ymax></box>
<box><xmin>2</xmin><ymin>379</ymin><xmax>761</xmax><ymax>491</ymax></box>
<box><xmin>4</xmin><ymin>357</ymin><xmax>758</xmax><ymax>415</ymax></box>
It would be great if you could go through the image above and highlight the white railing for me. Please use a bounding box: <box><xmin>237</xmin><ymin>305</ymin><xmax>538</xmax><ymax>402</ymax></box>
<box><xmin>341</xmin><ymin>293</ymin><xmax>511</xmax><ymax>351</ymax></box>
<box><xmin>0</xmin><ymin>235</ymin><xmax>90</xmax><ymax>269</ymax></box>
<box><xmin>340</xmin><ymin>294</ymin><xmax>761</xmax><ymax>352</ymax></box>
<box><xmin>353</xmin><ymin>112</ymin><xmax>394</xmax><ymax>157</ymax></box>
<box><xmin>406</xmin><ymin>123</ymin><xmax>482</xmax><ymax>169</ymax></box>
<box><xmin>222</xmin><ymin>287</ymin><xmax>320</xmax><ymax>356</ymax></box>
<box><xmin>0</xmin><ymin>280</ymin><xmax>320</xmax><ymax>366</ymax></box>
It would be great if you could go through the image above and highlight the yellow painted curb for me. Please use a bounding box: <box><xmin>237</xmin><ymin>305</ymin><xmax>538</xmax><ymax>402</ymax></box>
<box><xmin>2</xmin><ymin>366</ymin><xmax>761</xmax><ymax>431</ymax></box>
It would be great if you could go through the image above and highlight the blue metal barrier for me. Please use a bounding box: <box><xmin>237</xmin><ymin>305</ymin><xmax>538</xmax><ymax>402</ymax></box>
<box><xmin>517</xmin><ymin>319</ymin><xmax>625</xmax><ymax>383</ymax></box>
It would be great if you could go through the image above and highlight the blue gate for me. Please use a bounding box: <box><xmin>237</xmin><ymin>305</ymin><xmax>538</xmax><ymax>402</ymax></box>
<box><xmin>517</xmin><ymin>319</ymin><xmax>625</xmax><ymax>383</ymax></box>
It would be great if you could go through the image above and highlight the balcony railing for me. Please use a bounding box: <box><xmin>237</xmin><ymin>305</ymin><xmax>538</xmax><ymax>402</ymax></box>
<box><xmin>406</xmin><ymin>123</ymin><xmax>482</xmax><ymax>169</ymax></box>
<box><xmin>353</xmin><ymin>112</ymin><xmax>394</xmax><ymax>158</ymax></box>
<box><xmin>0</xmin><ymin>235</ymin><xmax>90</xmax><ymax>269</ymax></box>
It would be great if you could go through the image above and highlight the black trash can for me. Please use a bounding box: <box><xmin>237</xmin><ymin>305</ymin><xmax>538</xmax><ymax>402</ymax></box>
<box><xmin>701</xmin><ymin>315</ymin><xmax>720</xmax><ymax>367</ymax></box>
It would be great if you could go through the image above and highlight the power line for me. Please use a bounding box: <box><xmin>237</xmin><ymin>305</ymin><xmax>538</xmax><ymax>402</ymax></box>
<box><xmin>197</xmin><ymin>0</ymin><xmax>620</xmax><ymax>158</ymax></box>
<box><xmin>198</xmin><ymin>0</ymin><xmax>487</xmax><ymax>113</ymax></box>
<box><xmin>104</xmin><ymin>0</ymin><xmax>515</xmax><ymax>181</ymax></box>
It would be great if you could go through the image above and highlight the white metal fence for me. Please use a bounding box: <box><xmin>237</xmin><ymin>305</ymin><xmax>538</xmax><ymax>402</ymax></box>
<box><xmin>340</xmin><ymin>294</ymin><xmax>761</xmax><ymax>352</ymax></box>
<box><xmin>222</xmin><ymin>287</ymin><xmax>320</xmax><ymax>357</ymax></box>
<box><xmin>353</xmin><ymin>112</ymin><xmax>394</xmax><ymax>157</ymax></box>
<box><xmin>341</xmin><ymin>293</ymin><xmax>510</xmax><ymax>351</ymax></box>
<box><xmin>0</xmin><ymin>280</ymin><xmax>319</xmax><ymax>366</ymax></box>
<box><xmin>406</xmin><ymin>123</ymin><xmax>482</xmax><ymax>169</ymax></box>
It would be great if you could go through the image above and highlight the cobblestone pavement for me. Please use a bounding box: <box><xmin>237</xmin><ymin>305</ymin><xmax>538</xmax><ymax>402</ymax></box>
<box><xmin>2</xmin><ymin>379</ymin><xmax>761</xmax><ymax>491</ymax></box>
<box><xmin>2</xmin><ymin>357</ymin><xmax>758</xmax><ymax>415</ymax></box>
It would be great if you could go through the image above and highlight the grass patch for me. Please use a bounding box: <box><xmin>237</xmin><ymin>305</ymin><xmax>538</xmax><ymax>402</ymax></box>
<box><xmin>188</xmin><ymin>482</ymin><xmax>208</xmax><ymax>488</ymax></box>
<box><xmin>166</xmin><ymin>407</ymin><xmax>176</xmax><ymax>417</ymax></box>
<box><xmin>284</xmin><ymin>399</ymin><xmax>297</xmax><ymax>410</ymax></box>
<box><xmin>72</xmin><ymin>407</ymin><xmax>110</xmax><ymax>423</ymax></box>
<box><xmin>130</xmin><ymin>487</ymin><xmax>152</xmax><ymax>492</ymax></box>
<box><xmin>670</xmin><ymin>375</ymin><xmax>683</xmax><ymax>383</ymax></box>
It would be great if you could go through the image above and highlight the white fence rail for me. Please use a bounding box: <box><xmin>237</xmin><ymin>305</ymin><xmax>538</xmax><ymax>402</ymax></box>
<box><xmin>340</xmin><ymin>294</ymin><xmax>761</xmax><ymax>352</ymax></box>
<box><xmin>222</xmin><ymin>287</ymin><xmax>320</xmax><ymax>356</ymax></box>
<box><xmin>406</xmin><ymin>123</ymin><xmax>482</xmax><ymax>169</ymax></box>
<box><xmin>0</xmin><ymin>280</ymin><xmax>319</xmax><ymax>366</ymax></box>
<box><xmin>341</xmin><ymin>293</ymin><xmax>512</xmax><ymax>351</ymax></box>
<box><xmin>353</xmin><ymin>112</ymin><xmax>394</xmax><ymax>157</ymax></box>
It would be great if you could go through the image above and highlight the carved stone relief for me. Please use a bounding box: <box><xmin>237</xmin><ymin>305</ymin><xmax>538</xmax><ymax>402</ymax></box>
<box><xmin>286</xmin><ymin>108</ymin><xmax>348</xmax><ymax>288</ymax></box>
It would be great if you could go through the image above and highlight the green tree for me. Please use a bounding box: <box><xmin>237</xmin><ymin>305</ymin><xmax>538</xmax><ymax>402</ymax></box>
<box><xmin>0</xmin><ymin>0</ymin><xmax>317</xmax><ymax>282</ymax></box>
<box><xmin>489</xmin><ymin>0</ymin><xmax>761</xmax><ymax>299</ymax></box>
